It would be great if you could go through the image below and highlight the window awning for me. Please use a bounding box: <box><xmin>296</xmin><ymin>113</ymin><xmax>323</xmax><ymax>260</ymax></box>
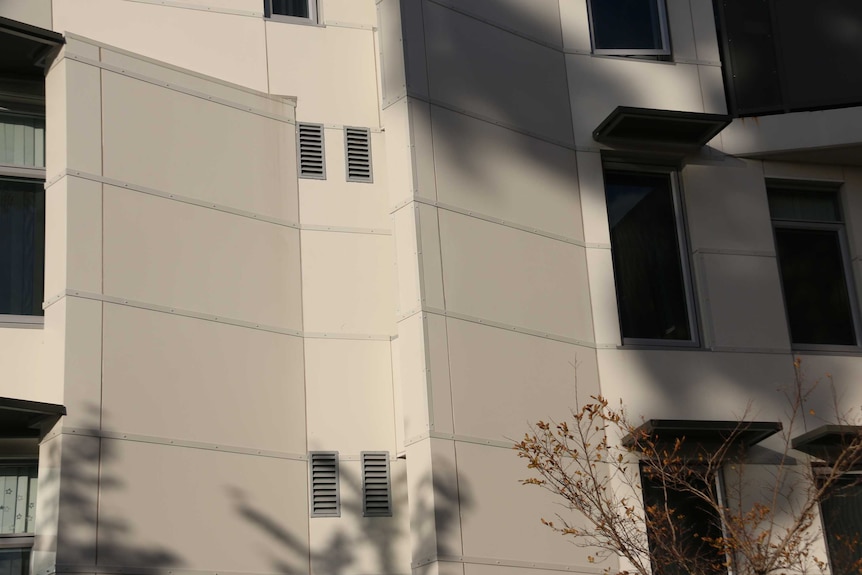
<box><xmin>622</xmin><ymin>419</ymin><xmax>783</xmax><ymax>449</ymax></box>
<box><xmin>792</xmin><ymin>425</ymin><xmax>862</xmax><ymax>462</ymax></box>
<box><xmin>0</xmin><ymin>397</ymin><xmax>66</xmax><ymax>438</ymax></box>
<box><xmin>0</xmin><ymin>16</ymin><xmax>63</xmax><ymax>77</ymax></box>
<box><xmin>593</xmin><ymin>106</ymin><xmax>731</xmax><ymax>149</ymax></box>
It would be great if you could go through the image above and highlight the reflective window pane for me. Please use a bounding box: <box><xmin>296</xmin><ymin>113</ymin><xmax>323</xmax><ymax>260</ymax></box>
<box><xmin>0</xmin><ymin>178</ymin><xmax>44</xmax><ymax>316</ymax></box>
<box><xmin>0</xmin><ymin>466</ymin><xmax>37</xmax><ymax>535</ymax></box>
<box><xmin>590</xmin><ymin>0</ymin><xmax>667</xmax><ymax>52</ymax></box>
<box><xmin>774</xmin><ymin>227</ymin><xmax>856</xmax><ymax>345</ymax></box>
<box><xmin>271</xmin><ymin>0</ymin><xmax>309</xmax><ymax>18</ymax></box>
<box><xmin>768</xmin><ymin>188</ymin><xmax>841</xmax><ymax>222</ymax></box>
<box><xmin>606</xmin><ymin>170</ymin><xmax>692</xmax><ymax>342</ymax></box>
<box><xmin>0</xmin><ymin>549</ymin><xmax>30</xmax><ymax>575</ymax></box>
<box><xmin>821</xmin><ymin>476</ymin><xmax>862</xmax><ymax>575</ymax></box>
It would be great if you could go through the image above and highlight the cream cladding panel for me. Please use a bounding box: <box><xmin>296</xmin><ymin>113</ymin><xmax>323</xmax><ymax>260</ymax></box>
<box><xmin>430</xmin><ymin>105</ymin><xmax>582</xmax><ymax>240</ymax></box>
<box><xmin>103</xmin><ymin>187</ymin><xmax>303</xmax><ymax>329</ymax></box>
<box><xmin>438</xmin><ymin>211</ymin><xmax>593</xmax><ymax>342</ymax></box>
<box><xmin>430</xmin><ymin>0</ymin><xmax>563</xmax><ymax>47</ymax></box>
<box><xmin>101</xmin><ymin>303</ymin><xmax>307</xmax><ymax>454</ymax></box>
<box><xmin>422</xmin><ymin>0</ymin><xmax>573</xmax><ymax>146</ymax></box>
<box><xmin>97</xmin><ymin>440</ymin><xmax>309</xmax><ymax>573</ymax></box>
<box><xmin>53</xmin><ymin>0</ymin><xmax>269</xmax><ymax>91</ymax></box>
<box><xmin>101</xmin><ymin>71</ymin><xmax>298</xmax><ymax>222</ymax></box>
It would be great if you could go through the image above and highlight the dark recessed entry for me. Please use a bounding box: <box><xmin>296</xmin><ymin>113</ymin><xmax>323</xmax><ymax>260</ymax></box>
<box><xmin>593</xmin><ymin>106</ymin><xmax>731</xmax><ymax>149</ymax></box>
<box><xmin>0</xmin><ymin>397</ymin><xmax>66</xmax><ymax>438</ymax></box>
<box><xmin>792</xmin><ymin>425</ymin><xmax>862</xmax><ymax>462</ymax></box>
<box><xmin>623</xmin><ymin>419</ymin><xmax>782</xmax><ymax>449</ymax></box>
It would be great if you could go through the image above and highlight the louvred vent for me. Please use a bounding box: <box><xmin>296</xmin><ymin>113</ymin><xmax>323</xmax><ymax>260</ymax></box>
<box><xmin>309</xmin><ymin>451</ymin><xmax>340</xmax><ymax>517</ymax></box>
<box><xmin>345</xmin><ymin>127</ymin><xmax>372</xmax><ymax>183</ymax></box>
<box><xmin>361</xmin><ymin>451</ymin><xmax>392</xmax><ymax>517</ymax></box>
<box><xmin>298</xmin><ymin>123</ymin><xmax>326</xmax><ymax>180</ymax></box>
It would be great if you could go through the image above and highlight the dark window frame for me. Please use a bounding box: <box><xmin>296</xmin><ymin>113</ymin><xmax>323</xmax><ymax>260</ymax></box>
<box><xmin>767</xmin><ymin>182</ymin><xmax>861</xmax><ymax>350</ymax></box>
<box><xmin>604</xmin><ymin>162</ymin><xmax>699</xmax><ymax>347</ymax></box>
<box><xmin>587</xmin><ymin>0</ymin><xmax>671</xmax><ymax>57</ymax></box>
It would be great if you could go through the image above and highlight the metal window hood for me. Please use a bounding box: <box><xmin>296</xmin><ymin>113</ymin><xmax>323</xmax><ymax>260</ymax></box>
<box><xmin>594</xmin><ymin>106</ymin><xmax>731</xmax><ymax>149</ymax></box>
<box><xmin>623</xmin><ymin>419</ymin><xmax>783</xmax><ymax>449</ymax></box>
<box><xmin>0</xmin><ymin>397</ymin><xmax>66</xmax><ymax>438</ymax></box>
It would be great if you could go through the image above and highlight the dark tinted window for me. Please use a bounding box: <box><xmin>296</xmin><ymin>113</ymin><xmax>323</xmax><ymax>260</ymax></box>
<box><xmin>0</xmin><ymin>178</ymin><xmax>44</xmax><ymax>316</ymax></box>
<box><xmin>589</xmin><ymin>0</ymin><xmax>668</xmax><ymax>53</ymax></box>
<box><xmin>821</xmin><ymin>476</ymin><xmax>862</xmax><ymax>575</ymax></box>
<box><xmin>271</xmin><ymin>0</ymin><xmax>309</xmax><ymax>18</ymax></box>
<box><xmin>605</xmin><ymin>170</ymin><xmax>693</xmax><ymax>342</ymax></box>
<box><xmin>0</xmin><ymin>549</ymin><xmax>30</xmax><ymax>575</ymax></box>
<box><xmin>641</xmin><ymin>468</ymin><xmax>725</xmax><ymax>575</ymax></box>
<box><xmin>774</xmin><ymin>228</ymin><xmax>856</xmax><ymax>346</ymax></box>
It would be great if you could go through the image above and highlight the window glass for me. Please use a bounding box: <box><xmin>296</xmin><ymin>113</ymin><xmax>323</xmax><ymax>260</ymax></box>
<box><xmin>640</xmin><ymin>467</ymin><xmax>725</xmax><ymax>575</ymax></box>
<box><xmin>0</xmin><ymin>114</ymin><xmax>45</xmax><ymax>168</ymax></box>
<box><xmin>821</xmin><ymin>475</ymin><xmax>862</xmax><ymax>575</ymax></box>
<box><xmin>768</xmin><ymin>187</ymin><xmax>858</xmax><ymax>347</ymax></box>
<box><xmin>589</xmin><ymin>0</ymin><xmax>669</xmax><ymax>54</ymax></box>
<box><xmin>605</xmin><ymin>170</ymin><xmax>693</xmax><ymax>342</ymax></box>
<box><xmin>0</xmin><ymin>178</ymin><xmax>44</xmax><ymax>317</ymax></box>
<box><xmin>0</xmin><ymin>549</ymin><xmax>30</xmax><ymax>575</ymax></box>
<box><xmin>0</xmin><ymin>465</ymin><xmax>37</xmax><ymax>534</ymax></box>
<box><xmin>271</xmin><ymin>0</ymin><xmax>310</xmax><ymax>19</ymax></box>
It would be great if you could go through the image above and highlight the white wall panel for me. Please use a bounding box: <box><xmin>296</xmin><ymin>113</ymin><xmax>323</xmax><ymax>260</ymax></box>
<box><xmin>397</xmin><ymin>313</ymin><xmax>430</xmax><ymax>440</ymax></box>
<box><xmin>597</xmin><ymin>349</ymin><xmax>796</xmax><ymax>421</ymax></box>
<box><xmin>101</xmin><ymin>71</ymin><xmax>298</xmax><ymax>222</ymax></box>
<box><xmin>394</xmin><ymin>206</ymin><xmax>422</xmax><ymax>315</ymax></box>
<box><xmin>566</xmin><ymin>54</ymin><xmax>704</xmax><ymax>147</ymax></box>
<box><xmin>682</xmin><ymin>162</ymin><xmax>775</xmax><ymax>253</ymax></box>
<box><xmin>382</xmin><ymin>100</ymin><xmax>413</xmax><ymax>208</ymax></box>
<box><xmin>793</xmin><ymin>354</ymin><xmax>862</xmax><ymax>420</ymax></box>
<box><xmin>305</xmin><ymin>338</ymin><xmax>396</xmax><ymax>453</ymax></box>
<box><xmin>101</xmin><ymin>303</ymin><xmax>307</xmax><ymax>453</ymax></box>
<box><xmin>401</xmin><ymin>0</ymin><xmax>429</xmax><ymax>99</ymax></box>
<box><xmin>55</xmin><ymin>434</ymin><xmax>100</xmax><ymax>566</ymax></box>
<box><xmin>431</xmin><ymin>106</ymin><xmax>582</xmax><ymax>240</ymax></box>
<box><xmin>308</xmin><ymin>460</ymin><xmax>411</xmax><ymax>575</ymax></box>
<box><xmin>698</xmin><ymin>253</ymin><xmax>790</xmax><ymax>350</ymax></box>
<box><xmin>446</xmin><ymin>318</ymin><xmax>598</xmax><ymax>441</ymax></box>
<box><xmin>586</xmin><ymin>247</ymin><xmax>621</xmax><ymax>346</ymax></box>
<box><xmin>576</xmin><ymin>151</ymin><xmax>610</xmax><ymax>245</ymax></box>
<box><xmin>300</xmin><ymin>131</ymin><xmax>389</xmax><ymax>231</ymax></box>
<box><xmin>762</xmin><ymin>161</ymin><xmax>844</xmax><ymax>183</ymax></box>
<box><xmin>456</xmin><ymin>443</ymin><xmax>596</xmax><ymax>566</ymax></box>
<box><xmin>53</xmin><ymin>0</ymin><xmax>268</xmax><ymax>91</ymax></box>
<box><xmin>438</xmin><ymin>211</ymin><xmax>593</xmax><ymax>342</ymax></box>
<box><xmin>666</xmin><ymin>0</ymin><xmax>697</xmax><ymax>62</ymax></box>
<box><xmin>61</xmin><ymin>298</ymin><xmax>102</xmax><ymax>431</ymax></box>
<box><xmin>431</xmin><ymin>0</ymin><xmax>562</xmax><ymax>48</ymax></box>
<box><xmin>103</xmin><ymin>187</ymin><xmax>303</xmax><ymax>329</ymax></box>
<box><xmin>690</xmin><ymin>0</ymin><xmax>722</xmax><ymax>62</ymax></box>
<box><xmin>65</xmin><ymin>177</ymin><xmax>102</xmax><ymax>295</ymax></box>
<box><xmin>324</xmin><ymin>0</ymin><xmax>378</xmax><ymax>28</ymax></box>
<box><xmin>417</xmin><ymin>204</ymin><xmax>445</xmax><ymax>311</ymax></box>
<box><xmin>0</xmin><ymin>327</ymin><xmax>45</xmax><ymax>403</ymax></box>
<box><xmin>176</xmin><ymin>0</ymin><xmax>260</xmax><ymax>11</ymax></box>
<box><xmin>699</xmin><ymin>64</ymin><xmax>728</xmax><ymax>115</ymax></box>
<box><xmin>412</xmin><ymin>100</ymin><xmax>438</xmax><ymax>201</ymax></box>
<box><xmin>426</xmin><ymin>314</ymin><xmax>454</xmax><ymax>435</ymax></box>
<box><xmin>267</xmin><ymin>23</ymin><xmax>379</xmax><ymax>127</ymax></box>
<box><xmin>422</xmin><ymin>1</ymin><xmax>573</xmax><ymax>146</ymax></box>
<box><xmin>97</xmin><ymin>440</ymin><xmax>309</xmax><ymax>572</ymax></box>
<box><xmin>0</xmin><ymin>0</ymin><xmax>51</xmax><ymax>28</ymax></box>
<box><xmin>301</xmin><ymin>231</ymin><xmax>396</xmax><ymax>335</ymax></box>
<box><xmin>559</xmin><ymin>0</ymin><xmax>591</xmax><ymax>53</ymax></box>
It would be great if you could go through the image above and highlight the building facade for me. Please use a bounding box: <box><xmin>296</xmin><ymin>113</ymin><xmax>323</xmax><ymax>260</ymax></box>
<box><xmin>0</xmin><ymin>1</ymin><xmax>861</xmax><ymax>574</ymax></box>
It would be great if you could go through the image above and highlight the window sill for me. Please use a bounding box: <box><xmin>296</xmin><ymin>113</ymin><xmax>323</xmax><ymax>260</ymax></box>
<box><xmin>0</xmin><ymin>315</ymin><xmax>44</xmax><ymax>329</ymax></box>
<box><xmin>790</xmin><ymin>344</ymin><xmax>862</xmax><ymax>356</ymax></box>
<box><xmin>265</xmin><ymin>14</ymin><xmax>323</xmax><ymax>27</ymax></box>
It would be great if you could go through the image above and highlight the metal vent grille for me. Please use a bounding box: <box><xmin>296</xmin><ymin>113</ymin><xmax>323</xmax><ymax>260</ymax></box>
<box><xmin>361</xmin><ymin>451</ymin><xmax>392</xmax><ymax>517</ymax></box>
<box><xmin>309</xmin><ymin>451</ymin><xmax>340</xmax><ymax>517</ymax></box>
<box><xmin>298</xmin><ymin>123</ymin><xmax>326</xmax><ymax>180</ymax></box>
<box><xmin>345</xmin><ymin>127</ymin><xmax>372</xmax><ymax>183</ymax></box>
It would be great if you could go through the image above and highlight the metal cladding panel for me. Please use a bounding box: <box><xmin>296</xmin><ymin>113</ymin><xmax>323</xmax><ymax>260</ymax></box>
<box><xmin>446</xmin><ymin>317</ymin><xmax>599</xmax><ymax>441</ymax></box>
<box><xmin>437</xmin><ymin>210</ymin><xmax>593</xmax><ymax>343</ymax></box>
<box><xmin>101</xmin><ymin>71</ymin><xmax>298</xmax><ymax>223</ymax></box>
<box><xmin>585</xmin><ymin>247</ymin><xmax>622</xmax><ymax>347</ymax></box>
<box><xmin>565</xmin><ymin>53</ymin><xmax>704</xmax><ymax>148</ymax></box>
<box><xmin>0</xmin><ymin>327</ymin><xmax>46</xmax><ymax>404</ymax></box>
<box><xmin>559</xmin><ymin>0</ymin><xmax>592</xmax><ymax>53</ymax></box>
<box><xmin>176</xmin><ymin>0</ymin><xmax>261</xmax><ymax>11</ymax></box>
<box><xmin>394</xmin><ymin>206</ymin><xmax>422</xmax><ymax>315</ymax></box>
<box><xmin>96</xmin><ymin>439</ymin><xmax>309</xmax><ymax>573</ymax></box>
<box><xmin>432</xmin><ymin>0</ymin><xmax>563</xmax><ymax>48</ymax></box>
<box><xmin>698</xmin><ymin>253</ymin><xmax>791</xmax><ymax>350</ymax></box>
<box><xmin>325</xmin><ymin>0</ymin><xmax>378</xmax><ymax>28</ymax></box>
<box><xmin>397</xmin><ymin>313</ymin><xmax>431</xmax><ymax>441</ymax></box>
<box><xmin>425</xmin><ymin>313</ymin><xmax>454</xmax><ymax>436</ymax></box>
<box><xmin>300</xmin><ymin>231</ymin><xmax>395</xmax><ymax>336</ymax></box>
<box><xmin>401</xmin><ymin>0</ymin><xmax>429</xmax><ymax>99</ymax></box>
<box><xmin>430</xmin><ymin>106</ymin><xmax>583</xmax><ymax>241</ymax></box>
<box><xmin>0</xmin><ymin>0</ymin><xmax>52</xmax><ymax>28</ymax></box>
<box><xmin>101</xmin><ymin>303</ymin><xmax>307</xmax><ymax>454</ymax></box>
<box><xmin>54</xmin><ymin>434</ymin><xmax>100</xmax><ymax>566</ymax></box>
<box><xmin>301</xmin><ymin>131</ymin><xmax>389</xmax><ymax>231</ymax></box>
<box><xmin>308</xmin><ymin>459</ymin><xmax>411</xmax><ymax>574</ymax></box>
<box><xmin>378</xmin><ymin>0</ymin><xmax>407</xmax><ymax>106</ymax></box>
<box><xmin>60</xmin><ymin>298</ymin><xmax>102</xmax><ymax>431</ymax></box>
<box><xmin>422</xmin><ymin>1</ymin><xmax>573</xmax><ymax>146</ymax></box>
<box><xmin>266</xmin><ymin>23</ymin><xmax>378</xmax><ymax>128</ymax></box>
<box><xmin>103</xmin><ymin>187</ymin><xmax>303</xmax><ymax>330</ymax></box>
<box><xmin>689</xmin><ymin>0</ymin><xmax>721</xmax><ymax>63</ymax></box>
<box><xmin>52</xmin><ymin>0</ymin><xmax>268</xmax><ymax>91</ymax></box>
<box><xmin>596</xmin><ymin>349</ymin><xmax>797</xmax><ymax>423</ymax></box>
<box><xmin>381</xmin><ymin>100</ymin><xmax>413</xmax><ymax>207</ymax></box>
<box><xmin>455</xmin><ymin>442</ymin><xmax>597</xmax><ymax>566</ymax></box>
<box><xmin>681</xmin><ymin>163</ymin><xmax>775</xmax><ymax>254</ymax></box>
<box><xmin>304</xmin><ymin>339</ymin><xmax>396</xmax><ymax>454</ymax></box>
<box><xmin>576</xmin><ymin>151</ymin><xmax>610</xmax><ymax>245</ymax></box>
<box><xmin>665</xmin><ymin>0</ymin><xmax>698</xmax><ymax>62</ymax></box>
<box><xmin>417</xmin><ymin>203</ymin><xmax>445</xmax><ymax>311</ymax></box>
<box><xmin>793</xmin><ymin>355</ymin><xmax>862</xmax><ymax>418</ymax></box>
